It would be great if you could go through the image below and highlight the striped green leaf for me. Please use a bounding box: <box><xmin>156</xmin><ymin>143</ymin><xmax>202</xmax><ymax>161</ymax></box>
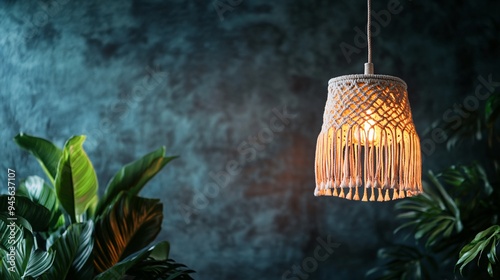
<box><xmin>55</xmin><ymin>136</ymin><xmax>98</xmax><ymax>223</ymax></box>
<box><xmin>14</xmin><ymin>133</ymin><xmax>63</xmax><ymax>186</ymax></box>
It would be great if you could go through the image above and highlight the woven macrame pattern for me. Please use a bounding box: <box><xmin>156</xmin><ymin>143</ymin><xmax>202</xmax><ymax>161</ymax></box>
<box><xmin>315</xmin><ymin>74</ymin><xmax>422</xmax><ymax>201</ymax></box>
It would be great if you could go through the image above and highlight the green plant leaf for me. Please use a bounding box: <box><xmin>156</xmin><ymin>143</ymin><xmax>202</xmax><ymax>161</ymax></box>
<box><xmin>93</xmin><ymin>193</ymin><xmax>163</xmax><ymax>273</ymax></box>
<box><xmin>18</xmin><ymin>176</ymin><xmax>65</xmax><ymax>231</ymax></box>
<box><xmin>473</xmin><ymin>163</ymin><xmax>493</xmax><ymax>195</ymax></box>
<box><xmin>488</xmin><ymin>238</ymin><xmax>498</xmax><ymax>264</ymax></box>
<box><xmin>23</xmin><ymin>248</ymin><xmax>56</xmax><ymax>278</ymax></box>
<box><xmin>395</xmin><ymin>171</ymin><xmax>463</xmax><ymax>247</ymax></box>
<box><xmin>54</xmin><ymin>135</ymin><xmax>98</xmax><ymax>223</ymax></box>
<box><xmin>66</xmin><ymin>221</ymin><xmax>94</xmax><ymax>280</ymax></box>
<box><xmin>41</xmin><ymin>222</ymin><xmax>94</xmax><ymax>280</ymax></box>
<box><xmin>440</xmin><ymin>163</ymin><xmax>493</xmax><ymax>198</ymax></box>
<box><xmin>97</xmin><ymin>147</ymin><xmax>176</xmax><ymax>216</ymax></box>
<box><xmin>457</xmin><ymin>225</ymin><xmax>500</xmax><ymax>277</ymax></box>
<box><xmin>0</xmin><ymin>214</ymin><xmax>24</xmax><ymax>256</ymax></box>
<box><xmin>366</xmin><ymin>245</ymin><xmax>437</xmax><ymax>280</ymax></box>
<box><xmin>0</xmin><ymin>214</ymin><xmax>33</xmax><ymax>243</ymax></box>
<box><xmin>0</xmin><ymin>213</ymin><xmax>31</xmax><ymax>280</ymax></box>
<box><xmin>0</xmin><ymin>195</ymin><xmax>51</xmax><ymax>232</ymax></box>
<box><xmin>0</xmin><ymin>218</ymin><xmax>31</xmax><ymax>278</ymax></box>
<box><xmin>0</xmin><ymin>263</ymin><xmax>19</xmax><ymax>280</ymax></box>
<box><xmin>0</xmin><ymin>217</ymin><xmax>55</xmax><ymax>279</ymax></box>
<box><xmin>473</xmin><ymin>225</ymin><xmax>499</xmax><ymax>242</ymax></box>
<box><xmin>127</xmin><ymin>258</ymin><xmax>196</xmax><ymax>280</ymax></box>
<box><xmin>149</xmin><ymin>241</ymin><xmax>170</xmax><ymax>261</ymax></box>
<box><xmin>428</xmin><ymin>172</ymin><xmax>459</xmax><ymax>217</ymax></box>
<box><xmin>485</xmin><ymin>93</ymin><xmax>500</xmax><ymax>125</ymax></box>
<box><xmin>14</xmin><ymin>133</ymin><xmax>63</xmax><ymax>185</ymax></box>
<box><xmin>96</xmin><ymin>241</ymin><xmax>194</xmax><ymax>280</ymax></box>
<box><xmin>94</xmin><ymin>241</ymin><xmax>169</xmax><ymax>280</ymax></box>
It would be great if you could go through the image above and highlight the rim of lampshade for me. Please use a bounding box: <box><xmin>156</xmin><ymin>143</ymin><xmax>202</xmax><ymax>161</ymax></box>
<box><xmin>328</xmin><ymin>74</ymin><xmax>407</xmax><ymax>89</ymax></box>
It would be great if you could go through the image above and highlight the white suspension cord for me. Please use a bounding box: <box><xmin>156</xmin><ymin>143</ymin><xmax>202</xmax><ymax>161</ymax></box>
<box><xmin>365</xmin><ymin>0</ymin><xmax>374</xmax><ymax>74</ymax></box>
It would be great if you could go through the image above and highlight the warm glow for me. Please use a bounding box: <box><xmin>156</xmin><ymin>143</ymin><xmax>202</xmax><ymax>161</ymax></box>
<box><xmin>314</xmin><ymin>75</ymin><xmax>422</xmax><ymax>201</ymax></box>
<box><xmin>363</xmin><ymin>109</ymin><xmax>376</xmax><ymax>143</ymax></box>
<box><xmin>354</xmin><ymin>109</ymin><xmax>377</xmax><ymax>144</ymax></box>
<box><xmin>314</xmin><ymin>0</ymin><xmax>422</xmax><ymax>201</ymax></box>
<box><xmin>364</xmin><ymin>120</ymin><xmax>376</xmax><ymax>142</ymax></box>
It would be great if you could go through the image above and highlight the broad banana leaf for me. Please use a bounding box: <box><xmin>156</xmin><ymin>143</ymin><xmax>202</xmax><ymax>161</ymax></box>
<box><xmin>55</xmin><ymin>136</ymin><xmax>98</xmax><ymax>223</ymax></box>
<box><xmin>97</xmin><ymin>146</ymin><xmax>175</xmax><ymax>216</ymax></box>
<box><xmin>14</xmin><ymin>133</ymin><xmax>63</xmax><ymax>186</ymax></box>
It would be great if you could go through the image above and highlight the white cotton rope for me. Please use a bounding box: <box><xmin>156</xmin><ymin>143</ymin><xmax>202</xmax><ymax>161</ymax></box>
<box><xmin>367</xmin><ymin>0</ymin><xmax>372</xmax><ymax>64</ymax></box>
<box><xmin>314</xmin><ymin>75</ymin><xmax>422</xmax><ymax>201</ymax></box>
<box><xmin>365</xmin><ymin>0</ymin><xmax>374</xmax><ymax>74</ymax></box>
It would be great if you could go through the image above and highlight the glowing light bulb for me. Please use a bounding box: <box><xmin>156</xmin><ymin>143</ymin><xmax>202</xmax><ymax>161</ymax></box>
<box><xmin>364</xmin><ymin>116</ymin><xmax>376</xmax><ymax>143</ymax></box>
<box><xmin>354</xmin><ymin>109</ymin><xmax>376</xmax><ymax>144</ymax></box>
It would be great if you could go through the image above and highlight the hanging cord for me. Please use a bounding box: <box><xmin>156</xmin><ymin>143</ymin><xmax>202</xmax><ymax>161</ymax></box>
<box><xmin>367</xmin><ymin>0</ymin><xmax>372</xmax><ymax>63</ymax></box>
<box><xmin>365</xmin><ymin>0</ymin><xmax>374</xmax><ymax>74</ymax></box>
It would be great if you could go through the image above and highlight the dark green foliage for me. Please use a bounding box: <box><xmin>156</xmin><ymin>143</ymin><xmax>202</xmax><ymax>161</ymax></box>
<box><xmin>126</xmin><ymin>258</ymin><xmax>196</xmax><ymax>280</ymax></box>
<box><xmin>369</xmin><ymin>91</ymin><xmax>500</xmax><ymax>279</ymax></box>
<box><xmin>14</xmin><ymin>133</ymin><xmax>63</xmax><ymax>185</ymax></box>
<box><xmin>366</xmin><ymin>245</ymin><xmax>438</xmax><ymax>280</ymax></box>
<box><xmin>457</xmin><ymin>225</ymin><xmax>500</xmax><ymax>277</ymax></box>
<box><xmin>395</xmin><ymin>171</ymin><xmax>463</xmax><ymax>247</ymax></box>
<box><xmin>0</xmin><ymin>134</ymin><xmax>194</xmax><ymax>280</ymax></box>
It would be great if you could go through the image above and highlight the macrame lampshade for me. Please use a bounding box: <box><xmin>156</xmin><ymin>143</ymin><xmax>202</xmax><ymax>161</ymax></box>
<box><xmin>314</xmin><ymin>74</ymin><xmax>422</xmax><ymax>201</ymax></box>
<box><xmin>314</xmin><ymin>0</ymin><xmax>422</xmax><ymax>201</ymax></box>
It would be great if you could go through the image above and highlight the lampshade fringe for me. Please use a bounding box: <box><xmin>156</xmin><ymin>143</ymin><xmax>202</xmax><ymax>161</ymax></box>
<box><xmin>314</xmin><ymin>126</ymin><xmax>422</xmax><ymax>201</ymax></box>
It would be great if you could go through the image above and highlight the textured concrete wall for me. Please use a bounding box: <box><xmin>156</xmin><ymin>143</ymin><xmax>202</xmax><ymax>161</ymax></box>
<box><xmin>1</xmin><ymin>0</ymin><xmax>499</xmax><ymax>279</ymax></box>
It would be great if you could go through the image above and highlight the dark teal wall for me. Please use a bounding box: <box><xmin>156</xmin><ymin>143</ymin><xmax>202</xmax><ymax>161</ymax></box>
<box><xmin>1</xmin><ymin>0</ymin><xmax>499</xmax><ymax>279</ymax></box>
